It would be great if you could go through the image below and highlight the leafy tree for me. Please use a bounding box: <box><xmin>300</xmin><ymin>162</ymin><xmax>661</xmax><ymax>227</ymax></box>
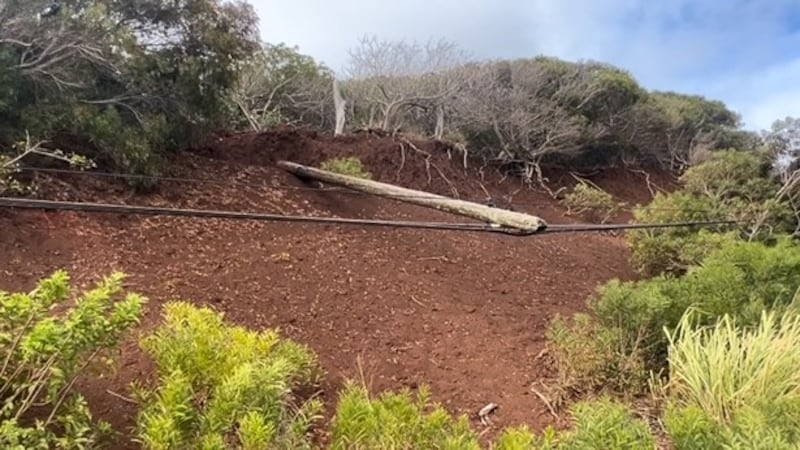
<box><xmin>0</xmin><ymin>0</ymin><xmax>261</xmax><ymax>182</ymax></box>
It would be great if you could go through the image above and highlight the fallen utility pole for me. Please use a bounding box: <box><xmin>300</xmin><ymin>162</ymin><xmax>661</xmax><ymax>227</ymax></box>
<box><xmin>277</xmin><ymin>160</ymin><xmax>547</xmax><ymax>233</ymax></box>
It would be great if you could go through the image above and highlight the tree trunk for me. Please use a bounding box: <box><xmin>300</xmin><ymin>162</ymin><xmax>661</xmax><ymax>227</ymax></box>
<box><xmin>333</xmin><ymin>79</ymin><xmax>346</xmax><ymax>136</ymax></box>
<box><xmin>277</xmin><ymin>160</ymin><xmax>546</xmax><ymax>232</ymax></box>
<box><xmin>434</xmin><ymin>104</ymin><xmax>445</xmax><ymax>140</ymax></box>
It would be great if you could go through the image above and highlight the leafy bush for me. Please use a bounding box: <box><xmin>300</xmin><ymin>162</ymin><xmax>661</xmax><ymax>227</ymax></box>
<box><xmin>320</xmin><ymin>157</ymin><xmax>372</xmax><ymax>179</ymax></box>
<box><xmin>330</xmin><ymin>382</ymin><xmax>480</xmax><ymax>449</ymax></box>
<box><xmin>628</xmin><ymin>150</ymin><xmax>793</xmax><ymax>276</ymax></box>
<box><xmin>504</xmin><ymin>398</ymin><xmax>655</xmax><ymax>450</ymax></box>
<box><xmin>556</xmin><ymin>398</ymin><xmax>656</xmax><ymax>449</ymax></box>
<box><xmin>562</xmin><ymin>183</ymin><xmax>621</xmax><ymax>224</ymax></box>
<box><xmin>628</xmin><ymin>192</ymin><xmax>738</xmax><ymax>276</ymax></box>
<box><xmin>547</xmin><ymin>314</ymin><xmax>648</xmax><ymax>398</ymax></box>
<box><xmin>0</xmin><ymin>271</ymin><xmax>146</xmax><ymax>449</ymax></box>
<box><xmin>664</xmin><ymin>308</ymin><xmax>800</xmax><ymax>449</ymax></box>
<box><xmin>492</xmin><ymin>399</ymin><xmax>656</xmax><ymax>450</ymax></box>
<box><xmin>493</xmin><ymin>426</ymin><xmax>543</xmax><ymax>449</ymax></box>
<box><xmin>135</xmin><ymin>302</ymin><xmax>323</xmax><ymax>449</ymax></box>
<box><xmin>550</xmin><ymin>238</ymin><xmax>800</xmax><ymax>393</ymax></box>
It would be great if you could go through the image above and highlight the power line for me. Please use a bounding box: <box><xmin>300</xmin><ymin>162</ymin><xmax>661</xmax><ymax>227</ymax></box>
<box><xmin>15</xmin><ymin>166</ymin><xmax>462</xmax><ymax>201</ymax></box>
<box><xmin>15</xmin><ymin>166</ymin><xmax>735</xmax><ymax>215</ymax></box>
<box><xmin>0</xmin><ymin>197</ymin><xmax>740</xmax><ymax>236</ymax></box>
<box><xmin>0</xmin><ymin>197</ymin><xmax>528</xmax><ymax>235</ymax></box>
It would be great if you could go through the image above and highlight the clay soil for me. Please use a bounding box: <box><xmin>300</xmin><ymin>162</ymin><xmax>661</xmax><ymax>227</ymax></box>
<box><xmin>0</xmin><ymin>126</ymin><xmax>674</xmax><ymax>447</ymax></box>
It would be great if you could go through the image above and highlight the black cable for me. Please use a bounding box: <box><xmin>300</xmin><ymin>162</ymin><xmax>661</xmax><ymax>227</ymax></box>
<box><xmin>15</xmin><ymin>166</ymin><xmax>738</xmax><ymax>215</ymax></box>
<box><xmin>0</xmin><ymin>197</ymin><xmax>529</xmax><ymax>235</ymax></box>
<box><xmin>15</xmin><ymin>166</ymin><xmax>460</xmax><ymax>201</ymax></box>
<box><xmin>541</xmin><ymin>220</ymin><xmax>738</xmax><ymax>234</ymax></box>
<box><xmin>0</xmin><ymin>197</ymin><xmax>742</xmax><ymax>236</ymax></box>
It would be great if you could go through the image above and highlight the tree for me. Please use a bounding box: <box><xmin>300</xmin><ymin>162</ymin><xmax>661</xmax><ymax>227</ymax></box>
<box><xmin>344</xmin><ymin>35</ymin><xmax>472</xmax><ymax>133</ymax></box>
<box><xmin>0</xmin><ymin>0</ymin><xmax>261</xmax><ymax>179</ymax></box>
<box><xmin>765</xmin><ymin>117</ymin><xmax>800</xmax><ymax>235</ymax></box>
<box><xmin>451</xmin><ymin>58</ymin><xmax>634</xmax><ymax>184</ymax></box>
<box><xmin>232</xmin><ymin>43</ymin><xmax>333</xmax><ymax>131</ymax></box>
<box><xmin>621</xmin><ymin>92</ymin><xmax>742</xmax><ymax>170</ymax></box>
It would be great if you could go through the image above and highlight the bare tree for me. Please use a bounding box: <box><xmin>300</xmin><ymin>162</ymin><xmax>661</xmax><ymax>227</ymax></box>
<box><xmin>232</xmin><ymin>43</ymin><xmax>333</xmax><ymax>131</ymax></box>
<box><xmin>766</xmin><ymin>117</ymin><xmax>800</xmax><ymax>234</ymax></box>
<box><xmin>344</xmin><ymin>35</ymin><xmax>472</xmax><ymax>133</ymax></box>
<box><xmin>449</xmin><ymin>59</ymin><xmax>611</xmax><ymax>189</ymax></box>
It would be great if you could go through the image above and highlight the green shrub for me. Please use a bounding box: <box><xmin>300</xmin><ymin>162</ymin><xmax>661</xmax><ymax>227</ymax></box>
<box><xmin>135</xmin><ymin>302</ymin><xmax>323</xmax><ymax>449</ymax></box>
<box><xmin>679</xmin><ymin>150</ymin><xmax>780</xmax><ymax>202</ymax></box>
<box><xmin>492</xmin><ymin>425</ymin><xmax>544</xmax><ymax>449</ymax></box>
<box><xmin>628</xmin><ymin>150</ymin><xmax>794</xmax><ymax>276</ymax></box>
<box><xmin>491</xmin><ymin>399</ymin><xmax>655</xmax><ymax>450</ymax></box>
<box><xmin>664</xmin><ymin>309</ymin><xmax>800</xmax><ymax>448</ymax></box>
<box><xmin>550</xmin><ymin>238</ymin><xmax>800</xmax><ymax>393</ymax></box>
<box><xmin>320</xmin><ymin>157</ymin><xmax>372</xmax><ymax>179</ymax></box>
<box><xmin>628</xmin><ymin>192</ymin><xmax>737</xmax><ymax>276</ymax></box>
<box><xmin>560</xmin><ymin>398</ymin><xmax>656</xmax><ymax>449</ymax></box>
<box><xmin>330</xmin><ymin>382</ymin><xmax>480</xmax><ymax>449</ymax></box>
<box><xmin>0</xmin><ymin>271</ymin><xmax>146</xmax><ymax>448</ymax></box>
<box><xmin>562</xmin><ymin>183</ymin><xmax>621</xmax><ymax>224</ymax></box>
<box><xmin>547</xmin><ymin>314</ymin><xmax>648</xmax><ymax>398</ymax></box>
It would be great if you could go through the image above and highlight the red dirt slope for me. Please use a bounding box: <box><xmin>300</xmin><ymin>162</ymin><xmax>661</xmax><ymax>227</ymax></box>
<box><xmin>0</xmin><ymin>127</ymin><xmax>658</xmax><ymax>446</ymax></box>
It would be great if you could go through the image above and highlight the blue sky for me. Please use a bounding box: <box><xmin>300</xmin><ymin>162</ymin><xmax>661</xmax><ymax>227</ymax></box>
<box><xmin>250</xmin><ymin>0</ymin><xmax>800</xmax><ymax>131</ymax></box>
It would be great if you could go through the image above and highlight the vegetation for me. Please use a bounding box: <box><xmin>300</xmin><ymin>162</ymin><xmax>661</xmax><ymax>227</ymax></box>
<box><xmin>562</xmin><ymin>183</ymin><xmax>621</xmax><ymax>224</ymax></box>
<box><xmin>545</xmin><ymin>138</ymin><xmax>800</xmax><ymax>447</ymax></box>
<box><xmin>320</xmin><ymin>156</ymin><xmax>373</xmax><ymax>179</ymax></box>
<box><xmin>1</xmin><ymin>10</ymin><xmax>777</xmax><ymax>190</ymax></box>
<box><xmin>663</xmin><ymin>309</ymin><xmax>800</xmax><ymax>449</ymax></box>
<box><xmin>135</xmin><ymin>302</ymin><xmax>323</xmax><ymax>449</ymax></box>
<box><xmin>628</xmin><ymin>150</ymin><xmax>794</xmax><ymax>276</ymax></box>
<box><xmin>330</xmin><ymin>384</ymin><xmax>657</xmax><ymax>450</ymax></box>
<box><xmin>550</xmin><ymin>238</ymin><xmax>800</xmax><ymax>396</ymax></box>
<box><xmin>331</xmin><ymin>382</ymin><xmax>480</xmax><ymax>449</ymax></box>
<box><xmin>3</xmin><ymin>1</ymin><xmax>800</xmax><ymax>448</ymax></box>
<box><xmin>0</xmin><ymin>271</ymin><xmax>145</xmax><ymax>448</ymax></box>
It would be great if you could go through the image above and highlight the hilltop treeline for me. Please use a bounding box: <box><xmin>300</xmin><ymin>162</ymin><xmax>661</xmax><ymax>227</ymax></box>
<box><xmin>0</xmin><ymin>1</ymin><xmax>796</xmax><ymax>183</ymax></box>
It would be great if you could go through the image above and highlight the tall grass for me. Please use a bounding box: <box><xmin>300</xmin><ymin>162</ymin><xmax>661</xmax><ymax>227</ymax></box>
<box><xmin>664</xmin><ymin>307</ymin><xmax>800</xmax><ymax>447</ymax></box>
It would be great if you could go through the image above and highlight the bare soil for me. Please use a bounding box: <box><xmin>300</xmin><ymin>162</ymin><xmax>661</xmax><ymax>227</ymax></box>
<box><xmin>0</xmin><ymin>126</ymin><xmax>673</xmax><ymax>447</ymax></box>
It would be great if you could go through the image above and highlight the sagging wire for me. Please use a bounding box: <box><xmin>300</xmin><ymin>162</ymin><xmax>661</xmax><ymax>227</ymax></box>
<box><xmin>0</xmin><ymin>197</ymin><xmax>741</xmax><ymax>237</ymax></box>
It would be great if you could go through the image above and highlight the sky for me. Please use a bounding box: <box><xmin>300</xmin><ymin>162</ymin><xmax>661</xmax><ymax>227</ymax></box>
<box><xmin>250</xmin><ymin>0</ymin><xmax>800</xmax><ymax>131</ymax></box>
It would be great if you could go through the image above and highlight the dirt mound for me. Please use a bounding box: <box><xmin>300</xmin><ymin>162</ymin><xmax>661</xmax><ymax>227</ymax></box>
<box><xmin>0</xmin><ymin>127</ymin><xmax>661</xmax><ymax>447</ymax></box>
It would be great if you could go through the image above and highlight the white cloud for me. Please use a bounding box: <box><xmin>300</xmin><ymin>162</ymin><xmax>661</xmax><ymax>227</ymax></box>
<box><xmin>712</xmin><ymin>57</ymin><xmax>800</xmax><ymax>130</ymax></box>
<box><xmin>248</xmin><ymin>0</ymin><xmax>800</xmax><ymax>129</ymax></box>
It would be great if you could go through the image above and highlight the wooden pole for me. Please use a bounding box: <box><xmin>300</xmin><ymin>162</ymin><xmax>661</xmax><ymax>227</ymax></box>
<box><xmin>277</xmin><ymin>160</ymin><xmax>547</xmax><ymax>232</ymax></box>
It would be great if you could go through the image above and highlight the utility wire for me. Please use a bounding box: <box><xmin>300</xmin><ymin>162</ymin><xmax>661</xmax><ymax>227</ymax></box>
<box><xmin>0</xmin><ymin>197</ymin><xmax>528</xmax><ymax>235</ymax></box>
<box><xmin>15</xmin><ymin>166</ymin><xmax>461</xmax><ymax>201</ymax></box>
<box><xmin>0</xmin><ymin>197</ymin><xmax>740</xmax><ymax>236</ymax></box>
<box><xmin>15</xmin><ymin>166</ymin><xmax>735</xmax><ymax>216</ymax></box>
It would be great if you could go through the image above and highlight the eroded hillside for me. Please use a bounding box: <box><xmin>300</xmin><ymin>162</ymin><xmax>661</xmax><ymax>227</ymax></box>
<box><xmin>0</xmin><ymin>127</ymin><xmax>674</xmax><ymax>445</ymax></box>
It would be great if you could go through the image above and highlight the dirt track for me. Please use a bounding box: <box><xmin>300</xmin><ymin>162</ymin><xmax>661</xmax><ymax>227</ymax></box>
<box><xmin>0</xmin><ymin>127</ymin><xmax>669</xmax><ymax>445</ymax></box>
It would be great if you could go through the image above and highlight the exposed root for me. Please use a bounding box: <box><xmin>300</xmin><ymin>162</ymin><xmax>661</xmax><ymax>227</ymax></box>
<box><xmin>569</xmin><ymin>172</ymin><xmax>602</xmax><ymax>191</ymax></box>
<box><xmin>398</xmin><ymin>137</ymin><xmax>460</xmax><ymax>198</ymax></box>
<box><xmin>629</xmin><ymin>168</ymin><xmax>663</xmax><ymax>197</ymax></box>
<box><xmin>530</xmin><ymin>382</ymin><xmax>560</xmax><ymax>421</ymax></box>
<box><xmin>396</xmin><ymin>143</ymin><xmax>406</xmax><ymax>182</ymax></box>
<box><xmin>526</xmin><ymin>162</ymin><xmax>566</xmax><ymax>199</ymax></box>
